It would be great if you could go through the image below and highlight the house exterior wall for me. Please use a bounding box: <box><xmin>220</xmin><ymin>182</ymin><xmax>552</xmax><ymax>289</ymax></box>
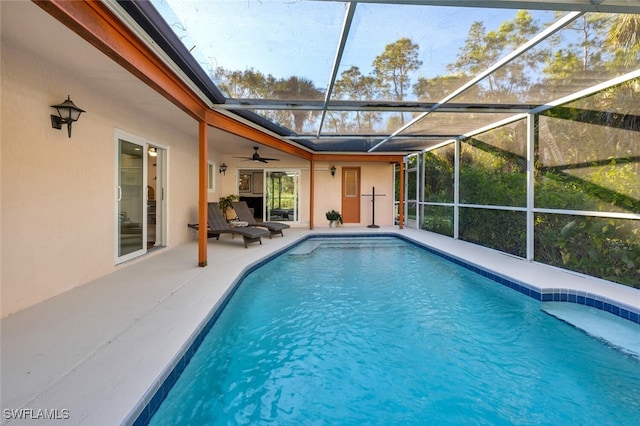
<box><xmin>313</xmin><ymin>162</ymin><xmax>395</xmax><ymax>228</ymax></box>
<box><xmin>213</xmin><ymin>160</ymin><xmax>394</xmax><ymax>228</ymax></box>
<box><xmin>1</xmin><ymin>41</ymin><xmax>202</xmax><ymax>317</ymax></box>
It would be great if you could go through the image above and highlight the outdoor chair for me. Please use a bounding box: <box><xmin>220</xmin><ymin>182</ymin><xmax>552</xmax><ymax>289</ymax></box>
<box><xmin>232</xmin><ymin>201</ymin><xmax>290</xmax><ymax>238</ymax></box>
<box><xmin>188</xmin><ymin>203</ymin><xmax>270</xmax><ymax>248</ymax></box>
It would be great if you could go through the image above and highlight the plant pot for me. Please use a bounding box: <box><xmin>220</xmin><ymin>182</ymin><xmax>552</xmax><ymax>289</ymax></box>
<box><xmin>329</xmin><ymin>221</ymin><xmax>337</xmax><ymax>228</ymax></box>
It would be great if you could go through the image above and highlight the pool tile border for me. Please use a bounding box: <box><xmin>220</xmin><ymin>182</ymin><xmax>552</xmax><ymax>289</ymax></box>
<box><xmin>129</xmin><ymin>233</ymin><xmax>639</xmax><ymax>425</ymax></box>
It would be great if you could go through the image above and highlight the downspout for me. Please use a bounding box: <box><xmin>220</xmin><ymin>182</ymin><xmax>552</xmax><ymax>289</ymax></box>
<box><xmin>198</xmin><ymin>121</ymin><xmax>208</xmax><ymax>266</ymax></box>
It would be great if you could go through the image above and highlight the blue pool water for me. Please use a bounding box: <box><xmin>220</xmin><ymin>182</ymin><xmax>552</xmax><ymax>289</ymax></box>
<box><xmin>148</xmin><ymin>237</ymin><xmax>640</xmax><ymax>425</ymax></box>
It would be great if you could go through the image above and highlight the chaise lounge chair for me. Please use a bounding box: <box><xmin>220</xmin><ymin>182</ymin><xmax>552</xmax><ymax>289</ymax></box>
<box><xmin>232</xmin><ymin>201</ymin><xmax>291</xmax><ymax>238</ymax></box>
<box><xmin>188</xmin><ymin>202</ymin><xmax>270</xmax><ymax>248</ymax></box>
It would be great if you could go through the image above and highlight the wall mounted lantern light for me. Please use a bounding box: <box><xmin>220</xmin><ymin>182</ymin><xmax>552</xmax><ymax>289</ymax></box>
<box><xmin>50</xmin><ymin>95</ymin><xmax>85</xmax><ymax>138</ymax></box>
<box><xmin>148</xmin><ymin>147</ymin><xmax>158</xmax><ymax>157</ymax></box>
<box><xmin>330</xmin><ymin>165</ymin><xmax>336</xmax><ymax>177</ymax></box>
<box><xmin>219</xmin><ymin>163</ymin><xmax>228</xmax><ymax>175</ymax></box>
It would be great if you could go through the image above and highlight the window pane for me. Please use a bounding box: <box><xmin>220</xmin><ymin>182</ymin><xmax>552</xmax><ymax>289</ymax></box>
<box><xmin>344</xmin><ymin>170</ymin><xmax>358</xmax><ymax>197</ymax></box>
<box><xmin>535</xmin><ymin>79</ymin><xmax>640</xmax><ymax>214</ymax></box>
<box><xmin>423</xmin><ymin>144</ymin><xmax>454</xmax><ymax>203</ymax></box>
<box><xmin>421</xmin><ymin>205</ymin><xmax>454</xmax><ymax>237</ymax></box>
<box><xmin>535</xmin><ymin>213</ymin><xmax>640</xmax><ymax>287</ymax></box>
<box><xmin>460</xmin><ymin>119</ymin><xmax>527</xmax><ymax>207</ymax></box>
<box><xmin>459</xmin><ymin>208</ymin><xmax>526</xmax><ymax>257</ymax></box>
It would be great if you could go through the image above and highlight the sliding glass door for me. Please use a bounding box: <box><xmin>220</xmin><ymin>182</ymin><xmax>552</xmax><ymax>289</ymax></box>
<box><xmin>116</xmin><ymin>138</ymin><xmax>147</xmax><ymax>263</ymax></box>
<box><xmin>265</xmin><ymin>170</ymin><xmax>299</xmax><ymax>222</ymax></box>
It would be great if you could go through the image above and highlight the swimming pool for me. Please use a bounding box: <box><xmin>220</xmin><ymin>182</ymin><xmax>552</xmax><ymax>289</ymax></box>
<box><xmin>142</xmin><ymin>236</ymin><xmax>640</xmax><ymax>425</ymax></box>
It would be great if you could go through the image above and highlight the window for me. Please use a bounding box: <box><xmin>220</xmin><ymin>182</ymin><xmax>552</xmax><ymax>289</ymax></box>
<box><xmin>208</xmin><ymin>161</ymin><xmax>215</xmax><ymax>191</ymax></box>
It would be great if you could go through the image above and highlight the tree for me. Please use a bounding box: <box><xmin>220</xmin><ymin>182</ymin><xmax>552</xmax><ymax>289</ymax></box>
<box><xmin>566</xmin><ymin>14</ymin><xmax>609</xmax><ymax>71</ymax></box>
<box><xmin>372</xmin><ymin>38</ymin><xmax>422</xmax><ymax>125</ymax></box>
<box><xmin>272</xmin><ymin>76</ymin><xmax>324</xmax><ymax>133</ymax></box>
<box><xmin>448</xmin><ymin>21</ymin><xmax>492</xmax><ymax>77</ymax></box>
<box><xmin>540</xmin><ymin>13</ymin><xmax>610</xmax><ymax>98</ymax></box>
<box><xmin>604</xmin><ymin>15</ymin><xmax>640</xmax><ymax>71</ymax></box>
<box><xmin>413</xmin><ymin>75</ymin><xmax>464</xmax><ymax>101</ymax></box>
<box><xmin>447</xmin><ymin>11</ymin><xmax>541</xmax><ymax>102</ymax></box>
<box><xmin>213</xmin><ymin>67</ymin><xmax>271</xmax><ymax>99</ymax></box>
<box><xmin>332</xmin><ymin>66</ymin><xmax>380</xmax><ymax>133</ymax></box>
<box><xmin>606</xmin><ymin>14</ymin><xmax>640</xmax><ymax>49</ymax></box>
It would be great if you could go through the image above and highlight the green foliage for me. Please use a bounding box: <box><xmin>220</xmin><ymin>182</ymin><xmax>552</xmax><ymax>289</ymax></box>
<box><xmin>423</xmin><ymin>147</ymin><xmax>454</xmax><ymax>203</ymax></box>
<box><xmin>459</xmin><ymin>134</ymin><xmax>527</xmax><ymax>207</ymax></box>
<box><xmin>219</xmin><ymin>194</ymin><xmax>238</xmax><ymax>220</ymax></box>
<box><xmin>421</xmin><ymin>206</ymin><xmax>454</xmax><ymax>237</ymax></box>
<box><xmin>372</xmin><ymin>37</ymin><xmax>422</xmax><ymax>103</ymax></box>
<box><xmin>535</xmin><ymin>214</ymin><xmax>640</xmax><ymax>288</ymax></box>
<box><xmin>213</xmin><ymin>68</ymin><xmax>322</xmax><ymax>132</ymax></box>
<box><xmin>459</xmin><ymin>208</ymin><xmax>527</xmax><ymax>257</ymax></box>
<box><xmin>419</xmin><ymin>81</ymin><xmax>639</xmax><ymax>286</ymax></box>
<box><xmin>325</xmin><ymin>210</ymin><xmax>343</xmax><ymax>224</ymax></box>
<box><xmin>330</xmin><ymin>66</ymin><xmax>380</xmax><ymax>134</ymax></box>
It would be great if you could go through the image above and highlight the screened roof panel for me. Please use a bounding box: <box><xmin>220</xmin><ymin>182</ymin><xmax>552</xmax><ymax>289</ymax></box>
<box><xmin>380</xmin><ymin>137</ymin><xmax>453</xmax><ymax>152</ymax></box>
<box><xmin>320</xmin><ymin>111</ymin><xmax>415</xmax><ymax>136</ymax></box>
<box><xmin>248</xmin><ymin>109</ymin><xmax>323</xmax><ymax>135</ymax></box>
<box><xmin>400</xmin><ymin>111</ymin><xmax>519</xmax><ymax>137</ymax></box>
<box><xmin>565</xmin><ymin>77</ymin><xmax>640</xmax><ymax>116</ymax></box>
<box><xmin>151</xmin><ymin>0</ymin><xmax>344</xmax><ymax>100</ymax></box>
<box><xmin>284</xmin><ymin>135</ymin><xmax>445</xmax><ymax>153</ymax></box>
<box><xmin>141</xmin><ymin>1</ymin><xmax>640</xmax><ymax>153</ymax></box>
<box><xmin>331</xmin><ymin>4</ymin><xmax>556</xmax><ymax>104</ymax></box>
<box><xmin>451</xmin><ymin>12</ymin><xmax>640</xmax><ymax>105</ymax></box>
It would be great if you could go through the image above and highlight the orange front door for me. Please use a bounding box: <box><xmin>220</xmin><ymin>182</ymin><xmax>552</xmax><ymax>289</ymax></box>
<box><xmin>342</xmin><ymin>167</ymin><xmax>360</xmax><ymax>223</ymax></box>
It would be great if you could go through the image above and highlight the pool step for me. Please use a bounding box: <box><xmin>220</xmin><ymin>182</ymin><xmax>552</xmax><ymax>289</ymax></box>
<box><xmin>287</xmin><ymin>241</ymin><xmax>323</xmax><ymax>256</ymax></box>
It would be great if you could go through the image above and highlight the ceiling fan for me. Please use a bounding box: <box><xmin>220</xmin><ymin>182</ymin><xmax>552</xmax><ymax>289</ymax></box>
<box><xmin>234</xmin><ymin>146</ymin><xmax>280</xmax><ymax>163</ymax></box>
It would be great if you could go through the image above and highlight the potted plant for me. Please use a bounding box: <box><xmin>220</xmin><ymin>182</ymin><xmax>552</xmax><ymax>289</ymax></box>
<box><xmin>219</xmin><ymin>194</ymin><xmax>238</xmax><ymax>220</ymax></box>
<box><xmin>325</xmin><ymin>209</ymin><xmax>343</xmax><ymax>227</ymax></box>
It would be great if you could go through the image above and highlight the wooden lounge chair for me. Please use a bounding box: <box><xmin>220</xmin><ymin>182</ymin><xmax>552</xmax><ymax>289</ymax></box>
<box><xmin>232</xmin><ymin>201</ymin><xmax>290</xmax><ymax>238</ymax></box>
<box><xmin>188</xmin><ymin>203</ymin><xmax>270</xmax><ymax>248</ymax></box>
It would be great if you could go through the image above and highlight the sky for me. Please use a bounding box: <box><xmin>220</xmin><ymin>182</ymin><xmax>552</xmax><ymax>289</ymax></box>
<box><xmin>151</xmin><ymin>0</ymin><xmax>558</xmax><ymax>93</ymax></box>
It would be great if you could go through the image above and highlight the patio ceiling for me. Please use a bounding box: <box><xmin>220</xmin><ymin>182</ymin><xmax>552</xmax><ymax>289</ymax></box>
<box><xmin>116</xmin><ymin>0</ymin><xmax>639</xmax><ymax>153</ymax></box>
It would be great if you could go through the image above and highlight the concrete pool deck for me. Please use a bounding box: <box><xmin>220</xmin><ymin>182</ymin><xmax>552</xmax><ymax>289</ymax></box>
<box><xmin>2</xmin><ymin>226</ymin><xmax>639</xmax><ymax>425</ymax></box>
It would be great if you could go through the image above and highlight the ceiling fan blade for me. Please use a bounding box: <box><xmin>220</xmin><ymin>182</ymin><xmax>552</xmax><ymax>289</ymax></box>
<box><xmin>233</xmin><ymin>147</ymin><xmax>280</xmax><ymax>164</ymax></box>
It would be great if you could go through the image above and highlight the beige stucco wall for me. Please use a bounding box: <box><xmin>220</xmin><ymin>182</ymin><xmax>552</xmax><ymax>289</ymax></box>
<box><xmin>312</xmin><ymin>162</ymin><xmax>395</xmax><ymax>227</ymax></box>
<box><xmin>213</xmin><ymin>160</ymin><xmax>395</xmax><ymax>228</ymax></box>
<box><xmin>0</xmin><ymin>40</ymin><xmax>206</xmax><ymax>316</ymax></box>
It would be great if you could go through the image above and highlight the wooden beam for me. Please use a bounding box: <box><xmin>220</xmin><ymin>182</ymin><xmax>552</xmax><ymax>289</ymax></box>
<box><xmin>312</xmin><ymin>153</ymin><xmax>404</xmax><ymax>163</ymax></box>
<box><xmin>198</xmin><ymin>121</ymin><xmax>208</xmax><ymax>266</ymax></box>
<box><xmin>399</xmin><ymin>160</ymin><xmax>405</xmax><ymax>229</ymax></box>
